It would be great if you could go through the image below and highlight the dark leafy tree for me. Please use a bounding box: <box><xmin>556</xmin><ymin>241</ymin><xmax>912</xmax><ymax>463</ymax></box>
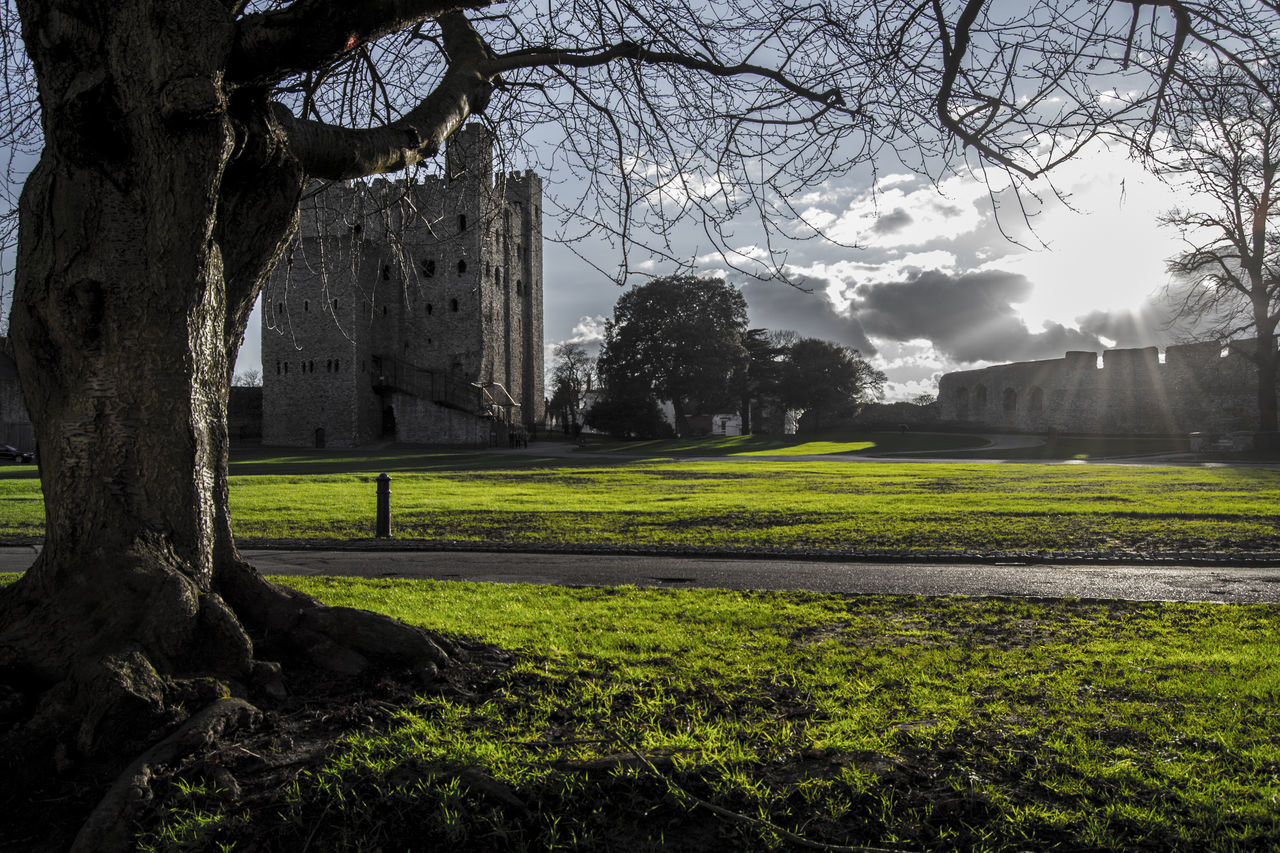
<box><xmin>584</xmin><ymin>377</ymin><xmax>671</xmax><ymax>439</ymax></box>
<box><xmin>736</xmin><ymin>328</ymin><xmax>788</xmax><ymax>435</ymax></box>
<box><xmin>1152</xmin><ymin>70</ymin><xmax>1279</xmax><ymax>436</ymax></box>
<box><xmin>780</xmin><ymin>338</ymin><xmax>886</xmax><ymax>433</ymax></box>
<box><xmin>597</xmin><ymin>275</ymin><xmax>748</xmax><ymax>433</ymax></box>
<box><xmin>0</xmin><ymin>0</ymin><xmax>1276</xmax><ymax>844</ymax></box>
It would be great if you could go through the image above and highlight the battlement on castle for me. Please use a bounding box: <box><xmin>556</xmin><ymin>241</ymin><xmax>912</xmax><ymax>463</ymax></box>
<box><xmin>261</xmin><ymin>125</ymin><xmax>545</xmax><ymax>448</ymax></box>
<box><xmin>937</xmin><ymin>341</ymin><xmax>1277</xmax><ymax>435</ymax></box>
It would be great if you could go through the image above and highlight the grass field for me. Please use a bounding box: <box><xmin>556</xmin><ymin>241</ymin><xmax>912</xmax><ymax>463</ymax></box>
<box><xmin>4</xmin><ymin>435</ymin><xmax>1278</xmax><ymax>849</ymax></box>
<box><xmin>134</xmin><ymin>578</ymin><xmax>1280</xmax><ymax>852</ymax></box>
<box><xmin>2</xmin><ymin>438</ymin><xmax>1279</xmax><ymax>554</ymax></box>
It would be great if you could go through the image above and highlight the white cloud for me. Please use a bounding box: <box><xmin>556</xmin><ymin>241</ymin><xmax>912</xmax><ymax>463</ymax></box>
<box><xmin>569</xmin><ymin>315</ymin><xmax>609</xmax><ymax>343</ymax></box>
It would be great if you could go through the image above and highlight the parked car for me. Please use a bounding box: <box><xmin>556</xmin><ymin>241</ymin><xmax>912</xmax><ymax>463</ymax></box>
<box><xmin>0</xmin><ymin>444</ymin><xmax>34</xmax><ymax>464</ymax></box>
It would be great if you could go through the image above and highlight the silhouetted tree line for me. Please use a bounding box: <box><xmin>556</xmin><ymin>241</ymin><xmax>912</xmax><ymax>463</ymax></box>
<box><xmin>565</xmin><ymin>274</ymin><xmax>886</xmax><ymax>439</ymax></box>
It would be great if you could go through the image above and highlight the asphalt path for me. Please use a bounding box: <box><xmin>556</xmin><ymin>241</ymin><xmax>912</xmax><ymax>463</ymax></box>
<box><xmin>2</xmin><ymin>546</ymin><xmax>1277</xmax><ymax>603</ymax></box>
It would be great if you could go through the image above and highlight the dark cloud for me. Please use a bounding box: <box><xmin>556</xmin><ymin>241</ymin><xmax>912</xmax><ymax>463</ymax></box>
<box><xmin>1075</xmin><ymin>302</ymin><xmax>1173</xmax><ymax>348</ymax></box>
<box><xmin>738</xmin><ymin>276</ymin><xmax>877</xmax><ymax>355</ymax></box>
<box><xmin>848</xmin><ymin>268</ymin><xmax>1108</xmax><ymax>363</ymax></box>
<box><xmin>871</xmin><ymin>208</ymin><xmax>913</xmax><ymax>235</ymax></box>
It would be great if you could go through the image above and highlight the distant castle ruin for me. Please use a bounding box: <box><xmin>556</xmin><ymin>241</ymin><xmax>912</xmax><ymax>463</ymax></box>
<box><xmin>937</xmin><ymin>340</ymin><xmax>1278</xmax><ymax>435</ymax></box>
<box><xmin>262</xmin><ymin>125</ymin><xmax>544</xmax><ymax>447</ymax></box>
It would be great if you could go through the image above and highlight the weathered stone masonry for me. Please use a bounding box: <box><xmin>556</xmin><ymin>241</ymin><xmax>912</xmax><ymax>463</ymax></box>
<box><xmin>261</xmin><ymin>126</ymin><xmax>544</xmax><ymax>447</ymax></box>
<box><xmin>937</xmin><ymin>340</ymin><xmax>1279</xmax><ymax>435</ymax></box>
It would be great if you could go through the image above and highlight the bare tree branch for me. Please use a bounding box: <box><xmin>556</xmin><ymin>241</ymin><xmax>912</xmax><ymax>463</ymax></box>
<box><xmin>229</xmin><ymin>0</ymin><xmax>482</xmax><ymax>85</ymax></box>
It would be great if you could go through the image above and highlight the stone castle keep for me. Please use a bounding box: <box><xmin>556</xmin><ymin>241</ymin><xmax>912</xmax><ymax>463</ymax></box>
<box><xmin>262</xmin><ymin>125</ymin><xmax>544</xmax><ymax>447</ymax></box>
<box><xmin>937</xmin><ymin>340</ymin><xmax>1278</xmax><ymax>435</ymax></box>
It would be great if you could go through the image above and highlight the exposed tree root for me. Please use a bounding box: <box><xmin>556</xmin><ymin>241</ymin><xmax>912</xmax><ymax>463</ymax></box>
<box><xmin>71</xmin><ymin>698</ymin><xmax>260</xmax><ymax>853</ymax></box>
<box><xmin>0</xmin><ymin>553</ymin><xmax>484</xmax><ymax>852</ymax></box>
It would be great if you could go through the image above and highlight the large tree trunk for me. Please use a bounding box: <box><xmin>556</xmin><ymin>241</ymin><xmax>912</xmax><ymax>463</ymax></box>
<box><xmin>0</xmin><ymin>5</ymin><xmax>452</xmax><ymax>829</ymax></box>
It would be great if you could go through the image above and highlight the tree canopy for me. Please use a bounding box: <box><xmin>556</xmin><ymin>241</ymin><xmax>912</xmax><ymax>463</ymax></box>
<box><xmin>596</xmin><ymin>274</ymin><xmax>749</xmax><ymax>431</ymax></box>
<box><xmin>779</xmin><ymin>337</ymin><xmax>887</xmax><ymax>431</ymax></box>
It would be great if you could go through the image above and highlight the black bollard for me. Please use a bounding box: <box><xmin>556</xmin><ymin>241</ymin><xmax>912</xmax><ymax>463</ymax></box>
<box><xmin>375</xmin><ymin>473</ymin><xmax>392</xmax><ymax>538</ymax></box>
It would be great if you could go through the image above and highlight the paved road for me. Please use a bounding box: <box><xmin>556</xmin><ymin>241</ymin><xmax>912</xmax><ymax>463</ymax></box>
<box><xmin>3</xmin><ymin>546</ymin><xmax>1277</xmax><ymax>603</ymax></box>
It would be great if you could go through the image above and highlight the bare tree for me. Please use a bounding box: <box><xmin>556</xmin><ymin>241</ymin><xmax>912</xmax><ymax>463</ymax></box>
<box><xmin>1154</xmin><ymin>70</ymin><xmax>1279</xmax><ymax>435</ymax></box>
<box><xmin>0</xmin><ymin>0</ymin><xmax>1276</xmax><ymax>844</ymax></box>
<box><xmin>548</xmin><ymin>341</ymin><xmax>595</xmax><ymax>434</ymax></box>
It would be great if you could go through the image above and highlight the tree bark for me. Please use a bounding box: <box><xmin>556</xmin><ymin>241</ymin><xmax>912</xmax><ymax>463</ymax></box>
<box><xmin>0</xmin><ymin>0</ymin><xmax>452</xmax><ymax>781</ymax></box>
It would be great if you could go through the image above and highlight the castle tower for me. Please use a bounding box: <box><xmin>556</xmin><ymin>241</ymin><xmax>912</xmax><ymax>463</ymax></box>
<box><xmin>261</xmin><ymin>125</ymin><xmax>544</xmax><ymax>447</ymax></box>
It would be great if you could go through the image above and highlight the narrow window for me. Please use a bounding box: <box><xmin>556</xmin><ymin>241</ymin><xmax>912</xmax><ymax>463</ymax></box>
<box><xmin>422</xmin><ymin>259</ymin><xmax>436</xmax><ymax>277</ymax></box>
<box><xmin>458</xmin><ymin>214</ymin><xmax>467</xmax><ymax>232</ymax></box>
<box><xmin>516</xmin><ymin>279</ymin><xmax>522</xmax><ymax>296</ymax></box>
<box><xmin>450</xmin><ymin>298</ymin><xmax>459</xmax><ymax>312</ymax></box>
<box><xmin>333</xmin><ymin>299</ymin><xmax>339</xmax><ymax>311</ymax></box>
<box><xmin>304</xmin><ymin>300</ymin><xmax>309</xmax><ymax>312</ymax></box>
<box><xmin>276</xmin><ymin>361</ymin><xmax>281</xmax><ymax>375</ymax></box>
<box><xmin>457</xmin><ymin>259</ymin><xmax>467</xmax><ymax>275</ymax></box>
<box><xmin>335</xmin><ymin>359</ymin><xmax>340</xmax><ymax>372</ymax></box>
<box><xmin>326</xmin><ymin>360</ymin><xmax>332</xmax><ymax>372</ymax></box>
<box><xmin>382</xmin><ymin>305</ymin><xmax>388</xmax><ymax>316</ymax></box>
<box><xmin>426</xmin><ymin>303</ymin><xmax>433</xmax><ymax>315</ymax></box>
<box><xmin>284</xmin><ymin>362</ymin><xmax>288</xmax><ymax>374</ymax></box>
<box><xmin>382</xmin><ymin>265</ymin><xmax>391</xmax><ymax>281</ymax></box>
<box><xmin>309</xmin><ymin>360</ymin><xmax>314</xmax><ymax>373</ymax></box>
<box><xmin>276</xmin><ymin>302</ymin><xmax>283</xmax><ymax>314</ymax></box>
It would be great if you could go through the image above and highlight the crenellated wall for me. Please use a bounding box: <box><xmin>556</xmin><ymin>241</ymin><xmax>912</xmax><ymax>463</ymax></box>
<box><xmin>262</xmin><ymin>125</ymin><xmax>545</xmax><ymax>448</ymax></box>
<box><xmin>937</xmin><ymin>341</ymin><xmax>1275</xmax><ymax>435</ymax></box>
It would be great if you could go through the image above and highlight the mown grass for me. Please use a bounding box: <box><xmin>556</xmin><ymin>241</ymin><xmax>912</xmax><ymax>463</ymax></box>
<box><xmin>577</xmin><ymin>430</ymin><xmax>984</xmax><ymax>457</ymax></box>
<box><xmin>3</xmin><ymin>452</ymin><xmax>1280</xmax><ymax>553</ymax></box>
<box><xmin>136</xmin><ymin>578</ymin><xmax>1280</xmax><ymax>852</ymax></box>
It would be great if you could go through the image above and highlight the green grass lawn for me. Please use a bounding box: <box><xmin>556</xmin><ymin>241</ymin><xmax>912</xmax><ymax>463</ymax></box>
<box><xmin>3</xmin><ymin>446</ymin><xmax>1279</xmax><ymax>554</ymax></box>
<box><xmin>136</xmin><ymin>578</ymin><xmax>1280</xmax><ymax>852</ymax></box>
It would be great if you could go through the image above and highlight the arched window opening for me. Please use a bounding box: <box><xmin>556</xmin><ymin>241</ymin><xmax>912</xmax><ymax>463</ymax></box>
<box><xmin>382</xmin><ymin>305</ymin><xmax>388</xmax><ymax>316</ymax></box>
<box><xmin>276</xmin><ymin>302</ymin><xmax>283</xmax><ymax>315</ymax></box>
<box><xmin>457</xmin><ymin>259</ymin><xmax>467</xmax><ymax>275</ymax></box>
<box><xmin>332</xmin><ymin>299</ymin><xmax>339</xmax><ymax>311</ymax></box>
<box><xmin>1002</xmin><ymin>388</ymin><xmax>1017</xmax><ymax>414</ymax></box>
<box><xmin>458</xmin><ymin>214</ymin><xmax>467</xmax><ymax>232</ymax></box>
<box><xmin>423</xmin><ymin>259</ymin><xmax>436</xmax><ymax>277</ymax></box>
<box><xmin>450</xmin><ymin>298</ymin><xmax>459</xmax><ymax>312</ymax></box>
<box><xmin>426</xmin><ymin>303</ymin><xmax>433</xmax><ymax>315</ymax></box>
<box><xmin>381</xmin><ymin>265</ymin><xmax>390</xmax><ymax>281</ymax></box>
<box><xmin>308</xmin><ymin>360</ymin><xmax>315</xmax><ymax>373</ymax></box>
<box><xmin>304</xmin><ymin>300</ymin><xmax>309</xmax><ymax>312</ymax></box>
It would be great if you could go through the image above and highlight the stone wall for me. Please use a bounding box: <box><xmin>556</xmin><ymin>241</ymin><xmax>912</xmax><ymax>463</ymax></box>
<box><xmin>0</xmin><ymin>338</ymin><xmax>34</xmax><ymax>448</ymax></box>
<box><xmin>937</xmin><ymin>340</ymin><xmax>1275</xmax><ymax>435</ymax></box>
<box><xmin>261</xmin><ymin>125</ymin><xmax>545</xmax><ymax>447</ymax></box>
<box><xmin>228</xmin><ymin>387</ymin><xmax>262</xmax><ymax>442</ymax></box>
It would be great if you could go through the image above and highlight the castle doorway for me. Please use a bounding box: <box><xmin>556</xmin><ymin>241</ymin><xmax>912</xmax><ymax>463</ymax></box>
<box><xmin>382</xmin><ymin>405</ymin><xmax>397</xmax><ymax>438</ymax></box>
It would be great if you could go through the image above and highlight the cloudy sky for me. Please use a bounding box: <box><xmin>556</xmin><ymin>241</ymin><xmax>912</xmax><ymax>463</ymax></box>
<box><xmin>13</xmin><ymin>131</ymin><xmax>1184</xmax><ymax>403</ymax></box>
<box><xmin>0</xmin><ymin>131</ymin><xmax>1191</xmax><ymax>403</ymax></box>
<box><xmin>528</xmin><ymin>142</ymin><xmax>1193</xmax><ymax>401</ymax></box>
